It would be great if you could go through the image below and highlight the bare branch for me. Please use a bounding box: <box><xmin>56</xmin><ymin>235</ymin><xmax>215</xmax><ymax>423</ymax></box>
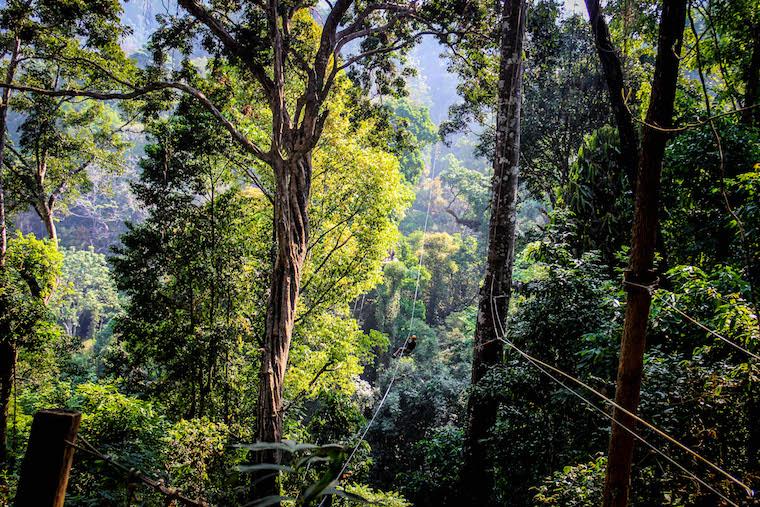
<box><xmin>49</xmin><ymin>158</ymin><xmax>92</xmax><ymax>206</ymax></box>
<box><xmin>300</xmin><ymin>230</ymin><xmax>354</xmax><ymax>293</ymax></box>
<box><xmin>336</xmin><ymin>3</ymin><xmax>414</xmax><ymax>45</ymax></box>
<box><xmin>282</xmin><ymin>359</ymin><xmax>336</xmax><ymax>413</ymax></box>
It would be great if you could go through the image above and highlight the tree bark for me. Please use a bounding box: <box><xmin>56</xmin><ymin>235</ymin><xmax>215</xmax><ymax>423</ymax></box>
<box><xmin>39</xmin><ymin>205</ymin><xmax>58</xmax><ymax>246</ymax></box>
<box><xmin>742</xmin><ymin>20</ymin><xmax>760</xmax><ymax>127</ymax></box>
<box><xmin>255</xmin><ymin>154</ymin><xmax>311</xmax><ymax>499</ymax></box>
<box><xmin>460</xmin><ymin>0</ymin><xmax>526</xmax><ymax>504</ymax></box>
<box><xmin>602</xmin><ymin>1</ymin><xmax>687</xmax><ymax>506</ymax></box>
<box><xmin>0</xmin><ymin>341</ymin><xmax>16</xmax><ymax>468</ymax></box>
<box><xmin>584</xmin><ymin>0</ymin><xmax>639</xmax><ymax>193</ymax></box>
<box><xmin>0</xmin><ymin>37</ymin><xmax>20</xmax><ymax>476</ymax></box>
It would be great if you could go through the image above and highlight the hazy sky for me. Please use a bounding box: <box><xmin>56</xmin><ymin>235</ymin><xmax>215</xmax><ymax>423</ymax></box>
<box><xmin>564</xmin><ymin>0</ymin><xmax>588</xmax><ymax>17</ymax></box>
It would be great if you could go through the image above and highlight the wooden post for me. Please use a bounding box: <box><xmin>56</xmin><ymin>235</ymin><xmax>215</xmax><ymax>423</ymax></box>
<box><xmin>15</xmin><ymin>409</ymin><xmax>81</xmax><ymax>507</ymax></box>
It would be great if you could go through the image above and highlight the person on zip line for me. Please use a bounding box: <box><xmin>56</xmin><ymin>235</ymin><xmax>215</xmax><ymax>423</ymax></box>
<box><xmin>393</xmin><ymin>335</ymin><xmax>417</xmax><ymax>358</ymax></box>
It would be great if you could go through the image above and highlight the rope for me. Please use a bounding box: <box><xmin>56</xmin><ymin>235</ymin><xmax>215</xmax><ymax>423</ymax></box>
<box><xmin>317</xmin><ymin>144</ymin><xmax>440</xmax><ymax>505</ymax></box>
<box><xmin>68</xmin><ymin>435</ymin><xmax>208</xmax><ymax>507</ymax></box>
<box><xmin>487</xmin><ymin>293</ymin><xmax>754</xmax><ymax>501</ymax></box>
<box><xmin>489</xmin><ymin>293</ymin><xmax>741</xmax><ymax>505</ymax></box>
<box><xmin>496</xmin><ymin>334</ymin><xmax>742</xmax><ymax>507</ymax></box>
<box><xmin>623</xmin><ymin>280</ymin><xmax>759</xmax><ymax>361</ymax></box>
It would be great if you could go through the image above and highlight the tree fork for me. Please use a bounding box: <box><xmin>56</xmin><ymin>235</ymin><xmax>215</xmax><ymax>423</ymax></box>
<box><xmin>602</xmin><ymin>1</ymin><xmax>687</xmax><ymax>506</ymax></box>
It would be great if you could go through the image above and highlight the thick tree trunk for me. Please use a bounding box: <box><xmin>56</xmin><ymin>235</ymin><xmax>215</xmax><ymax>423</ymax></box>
<box><xmin>460</xmin><ymin>0</ymin><xmax>526</xmax><ymax>504</ymax></box>
<box><xmin>0</xmin><ymin>341</ymin><xmax>16</xmax><ymax>467</ymax></box>
<box><xmin>584</xmin><ymin>0</ymin><xmax>639</xmax><ymax>193</ymax></box>
<box><xmin>602</xmin><ymin>1</ymin><xmax>687</xmax><ymax>506</ymax></box>
<box><xmin>255</xmin><ymin>154</ymin><xmax>311</xmax><ymax>499</ymax></box>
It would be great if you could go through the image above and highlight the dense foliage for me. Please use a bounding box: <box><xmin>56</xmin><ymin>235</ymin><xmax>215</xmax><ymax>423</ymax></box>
<box><xmin>0</xmin><ymin>0</ymin><xmax>757</xmax><ymax>505</ymax></box>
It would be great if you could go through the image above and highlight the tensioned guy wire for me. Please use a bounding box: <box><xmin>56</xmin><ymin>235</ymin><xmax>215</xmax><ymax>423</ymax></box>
<box><xmin>488</xmin><ymin>289</ymin><xmax>741</xmax><ymax>506</ymax></box>
<box><xmin>667</xmin><ymin>303</ymin><xmax>760</xmax><ymax>361</ymax></box>
<box><xmin>318</xmin><ymin>144</ymin><xmax>440</xmax><ymax>505</ymax></box>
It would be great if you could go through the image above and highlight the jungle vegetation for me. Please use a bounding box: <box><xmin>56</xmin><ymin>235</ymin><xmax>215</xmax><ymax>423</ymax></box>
<box><xmin>0</xmin><ymin>0</ymin><xmax>758</xmax><ymax>505</ymax></box>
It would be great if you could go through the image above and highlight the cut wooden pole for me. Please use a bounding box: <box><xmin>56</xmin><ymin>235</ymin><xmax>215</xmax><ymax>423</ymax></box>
<box><xmin>15</xmin><ymin>409</ymin><xmax>81</xmax><ymax>507</ymax></box>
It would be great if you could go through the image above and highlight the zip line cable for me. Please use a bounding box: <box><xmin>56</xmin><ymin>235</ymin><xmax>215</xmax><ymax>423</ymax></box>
<box><xmin>482</xmin><ymin>279</ymin><xmax>759</xmax><ymax>362</ymax></box>
<box><xmin>667</xmin><ymin>303</ymin><xmax>760</xmax><ymax>361</ymax></box>
<box><xmin>487</xmin><ymin>292</ymin><xmax>754</xmax><ymax>500</ymax></box>
<box><xmin>318</xmin><ymin>144</ymin><xmax>440</xmax><ymax>505</ymax></box>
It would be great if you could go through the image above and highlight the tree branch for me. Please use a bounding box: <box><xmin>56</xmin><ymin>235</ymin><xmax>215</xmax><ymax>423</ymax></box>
<box><xmin>585</xmin><ymin>0</ymin><xmax>639</xmax><ymax>193</ymax></box>
<box><xmin>177</xmin><ymin>0</ymin><xmax>275</xmax><ymax>98</ymax></box>
<box><xmin>0</xmin><ymin>81</ymin><xmax>272</xmax><ymax>163</ymax></box>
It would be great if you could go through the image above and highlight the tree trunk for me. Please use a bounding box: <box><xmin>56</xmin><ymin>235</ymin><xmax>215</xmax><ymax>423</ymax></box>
<box><xmin>38</xmin><ymin>204</ymin><xmax>58</xmax><ymax>246</ymax></box>
<box><xmin>0</xmin><ymin>341</ymin><xmax>16</xmax><ymax>467</ymax></box>
<box><xmin>602</xmin><ymin>1</ymin><xmax>687</xmax><ymax>506</ymax></box>
<box><xmin>742</xmin><ymin>20</ymin><xmax>760</xmax><ymax>127</ymax></box>
<box><xmin>584</xmin><ymin>0</ymin><xmax>639</xmax><ymax>194</ymax></box>
<box><xmin>460</xmin><ymin>0</ymin><xmax>526</xmax><ymax>504</ymax></box>
<box><xmin>0</xmin><ymin>37</ymin><xmax>20</xmax><ymax>477</ymax></box>
<box><xmin>255</xmin><ymin>154</ymin><xmax>311</xmax><ymax>500</ymax></box>
<box><xmin>1</xmin><ymin>39</ymin><xmax>21</xmax><ymax>267</ymax></box>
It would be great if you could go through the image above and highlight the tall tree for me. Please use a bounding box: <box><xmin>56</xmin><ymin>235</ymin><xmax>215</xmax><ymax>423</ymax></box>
<box><xmin>147</xmin><ymin>8</ymin><xmax>424</xmax><ymax>498</ymax></box>
<box><xmin>0</xmin><ymin>0</ymin><xmax>132</xmax><ymax>245</ymax></box>
<box><xmin>6</xmin><ymin>94</ymin><xmax>127</xmax><ymax>244</ymax></box>
<box><xmin>460</xmin><ymin>0</ymin><xmax>527</xmax><ymax>504</ymax></box>
<box><xmin>602</xmin><ymin>1</ymin><xmax>688</xmax><ymax>505</ymax></box>
<box><xmin>1</xmin><ymin>2</ymin><xmax>433</xmax><ymax>500</ymax></box>
<box><xmin>0</xmin><ymin>37</ymin><xmax>20</xmax><ymax>471</ymax></box>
